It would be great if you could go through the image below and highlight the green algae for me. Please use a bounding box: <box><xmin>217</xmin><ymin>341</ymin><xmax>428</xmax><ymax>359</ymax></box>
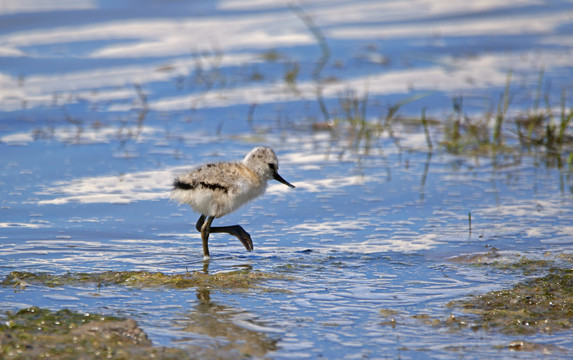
<box><xmin>448</xmin><ymin>269</ymin><xmax>573</xmax><ymax>334</ymax></box>
<box><xmin>498</xmin><ymin>340</ymin><xmax>567</xmax><ymax>354</ymax></box>
<box><xmin>2</xmin><ymin>269</ymin><xmax>290</xmax><ymax>291</ymax></box>
<box><xmin>0</xmin><ymin>307</ymin><xmax>189</xmax><ymax>360</ymax></box>
<box><xmin>449</xmin><ymin>249</ymin><xmax>555</xmax><ymax>275</ymax></box>
<box><xmin>406</xmin><ymin>255</ymin><xmax>573</xmax><ymax>338</ymax></box>
<box><xmin>0</xmin><ymin>270</ymin><xmax>290</xmax><ymax>358</ymax></box>
<box><xmin>1</xmin><ymin>306</ymin><xmax>123</xmax><ymax>335</ymax></box>
<box><xmin>379</xmin><ymin>308</ymin><xmax>400</xmax><ymax>317</ymax></box>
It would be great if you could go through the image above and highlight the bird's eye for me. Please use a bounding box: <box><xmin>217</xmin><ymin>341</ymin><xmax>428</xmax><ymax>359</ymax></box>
<box><xmin>268</xmin><ymin>163</ymin><xmax>276</xmax><ymax>171</ymax></box>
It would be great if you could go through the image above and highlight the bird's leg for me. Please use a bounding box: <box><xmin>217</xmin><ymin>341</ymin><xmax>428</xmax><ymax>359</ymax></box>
<box><xmin>195</xmin><ymin>214</ymin><xmax>206</xmax><ymax>232</ymax></box>
<box><xmin>195</xmin><ymin>214</ymin><xmax>253</xmax><ymax>254</ymax></box>
<box><xmin>200</xmin><ymin>215</ymin><xmax>215</xmax><ymax>259</ymax></box>
<box><xmin>209</xmin><ymin>224</ymin><xmax>253</xmax><ymax>252</ymax></box>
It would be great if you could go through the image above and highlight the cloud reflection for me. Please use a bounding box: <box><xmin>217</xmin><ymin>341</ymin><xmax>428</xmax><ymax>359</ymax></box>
<box><xmin>0</xmin><ymin>0</ymin><xmax>571</xmax><ymax>113</ymax></box>
<box><xmin>0</xmin><ymin>0</ymin><xmax>96</xmax><ymax>15</ymax></box>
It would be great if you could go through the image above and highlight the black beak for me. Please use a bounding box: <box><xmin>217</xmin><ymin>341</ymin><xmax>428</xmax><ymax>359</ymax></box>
<box><xmin>274</xmin><ymin>172</ymin><xmax>295</xmax><ymax>188</ymax></box>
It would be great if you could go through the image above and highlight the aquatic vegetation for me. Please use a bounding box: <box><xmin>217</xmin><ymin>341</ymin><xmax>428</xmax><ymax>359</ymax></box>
<box><xmin>0</xmin><ymin>307</ymin><xmax>190</xmax><ymax>359</ymax></box>
<box><xmin>448</xmin><ymin>269</ymin><xmax>573</xmax><ymax>334</ymax></box>
<box><xmin>493</xmin><ymin>71</ymin><xmax>513</xmax><ymax>146</ymax></box>
<box><xmin>376</xmin><ymin>308</ymin><xmax>398</xmax><ymax>317</ymax></box>
<box><xmin>2</xmin><ymin>270</ymin><xmax>290</xmax><ymax>291</ymax></box>
<box><xmin>449</xmin><ymin>250</ymin><xmax>555</xmax><ymax>275</ymax></box>
<box><xmin>406</xmin><ymin>254</ymin><xmax>573</xmax><ymax>337</ymax></box>
<box><xmin>315</xmin><ymin>89</ymin><xmax>431</xmax><ymax>158</ymax></box>
<box><xmin>408</xmin><ymin>269</ymin><xmax>573</xmax><ymax>338</ymax></box>
<box><xmin>283</xmin><ymin>61</ymin><xmax>300</xmax><ymax>94</ymax></box>
<box><xmin>308</xmin><ymin>67</ymin><xmax>573</xmax><ymax>168</ymax></box>
<box><xmin>440</xmin><ymin>72</ymin><xmax>573</xmax><ymax>166</ymax></box>
<box><xmin>307</xmin><ymin>74</ymin><xmax>573</xmax><ymax>169</ymax></box>
<box><xmin>259</xmin><ymin>49</ymin><xmax>284</xmax><ymax>62</ymax></box>
<box><xmin>498</xmin><ymin>340</ymin><xmax>567</xmax><ymax>354</ymax></box>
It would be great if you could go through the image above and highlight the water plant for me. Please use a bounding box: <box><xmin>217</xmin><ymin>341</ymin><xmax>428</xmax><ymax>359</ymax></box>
<box><xmin>448</xmin><ymin>269</ymin><xmax>573</xmax><ymax>334</ymax></box>
<box><xmin>493</xmin><ymin>71</ymin><xmax>513</xmax><ymax>146</ymax></box>
<box><xmin>449</xmin><ymin>250</ymin><xmax>558</xmax><ymax>275</ymax></box>
<box><xmin>439</xmin><ymin>71</ymin><xmax>573</xmax><ymax>167</ymax></box>
<box><xmin>0</xmin><ymin>307</ymin><xmax>190</xmax><ymax>359</ymax></box>
<box><xmin>291</xmin><ymin>4</ymin><xmax>331</xmax><ymax>122</ymax></box>
<box><xmin>2</xmin><ymin>270</ymin><xmax>290</xmax><ymax>291</ymax></box>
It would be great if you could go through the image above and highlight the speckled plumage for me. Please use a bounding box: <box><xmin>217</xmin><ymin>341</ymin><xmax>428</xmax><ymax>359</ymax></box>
<box><xmin>171</xmin><ymin>147</ymin><xmax>295</xmax><ymax>258</ymax></box>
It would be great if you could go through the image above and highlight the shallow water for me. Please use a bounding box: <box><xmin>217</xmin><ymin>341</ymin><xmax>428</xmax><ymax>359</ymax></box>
<box><xmin>1</xmin><ymin>1</ymin><xmax>573</xmax><ymax>359</ymax></box>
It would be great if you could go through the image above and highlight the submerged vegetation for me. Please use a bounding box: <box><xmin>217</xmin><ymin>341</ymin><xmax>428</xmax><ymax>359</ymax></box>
<box><xmin>0</xmin><ymin>307</ymin><xmax>190</xmax><ymax>359</ymax></box>
<box><xmin>448</xmin><ymin>249</ymin><xmax>560</xmax><ymax>275</ymax></box>
<box><xmin>403</xmin><ymin>254</ymin><xmax>573</xmax><ymax>337</ymax></box>
<box><xmin>449</xmin><ymin>269</ymin><xmax>573</xmax><ymax>335</ymax></box>
<box><xmin>2</xmin><ymin>270</ymin><xmax>290</xmax><ymax>291</ymax></box>
<box><xmin>0</xmin><ymin>270</ymin><xmax>287</xmax><ymax>359</ymax></box>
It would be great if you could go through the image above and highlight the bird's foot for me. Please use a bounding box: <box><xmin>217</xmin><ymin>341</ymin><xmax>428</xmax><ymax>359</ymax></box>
<box><xmin>210</xmin><ymin>224</ymin><xmax>253</xmax><ymax>252</ymax></box>
<box><xmin>234</xmin><ymin>226</ymin><xmax>253</xmax><ymax>252</ymax></box>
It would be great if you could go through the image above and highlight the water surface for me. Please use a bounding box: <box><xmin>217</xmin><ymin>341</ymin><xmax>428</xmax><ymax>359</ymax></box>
<box><xmin>1</xmin><ymin>1</ymin><xmax>573</xmax><ymax>359</ymax></box>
